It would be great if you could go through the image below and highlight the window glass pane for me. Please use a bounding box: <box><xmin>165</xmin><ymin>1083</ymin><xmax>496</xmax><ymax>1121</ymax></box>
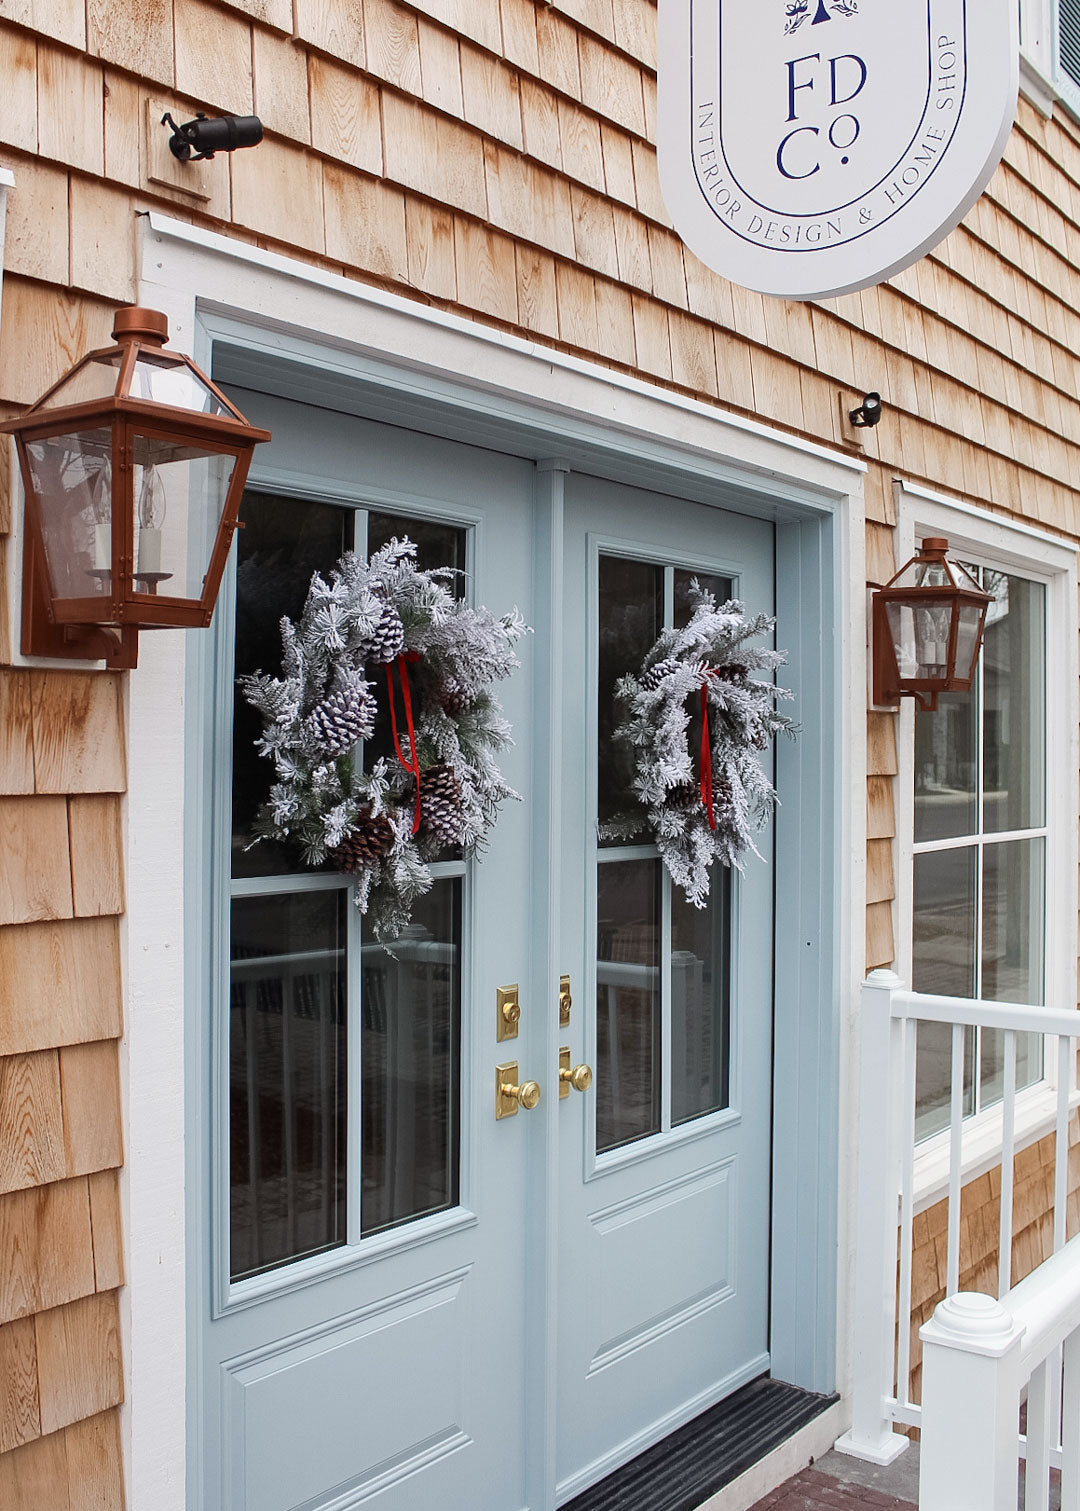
<box><xmin>361</xmin><ymin>880</ymin><xmax>462</xmax><ymax>1235</ymax></box>
<box><xmin>596</xmin><ymin>859</ymin><xmax>661</xmax><ymax>1152</ymax></box>
<box><xmin>232</xmin><ymin>492</ymin><xmax>352</xmax><ymax>878</ymax></box>
<box><xmin>914</xmin><ymin>690</ymin><xmax>977</xmax><ymax>842</ymax></box>
<box><xmin>915</xmin><ymin>1022</ymin><xmax>975</xmax><ymax>1141</ymax></box>
<box><xmin>913</xmin><ymin>846</ymin><xmax>976</xmax><ymax>998</ymax></box>
<box><xmin>367</xmin><ymin>511</ymin><xmax>466</xmax><ymax>583</ymax></box>
<box><xmin>978</xmin><ymin>1029</ymin><xmax>1043</xmax><ymax>1109</ymax></box>
<box><xmin>673</xmin><ymin>568</ymin><xmax>733</xmax><ymax>628</ymax></box>
<box><xmin>982</xmin><ymin>572</ymin><xmax>1045</xmax><ymax>834</ymax></box>
<box><xmin>982</xmin><ymin>837</ymin><xmax>1045</xmax><ymax>1006</ymax></box>
<box><xmin>598</xmin><ymin>556</ymin><xmax>663</xmax><ymax>843</ymax></box>
<box><xmin>230</xmin><ymin>890</ymin><xmax>348</xmax><ymax>1280</ymax></box>
<box><xmin>671</xmin><ymin>876</ymin><xmax>730</xmax><ymax>1124</ymax></box>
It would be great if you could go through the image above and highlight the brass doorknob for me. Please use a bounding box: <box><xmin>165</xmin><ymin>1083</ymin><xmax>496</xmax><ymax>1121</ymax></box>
<box><xmin>559</xmin><ymin>1046</ymin><xmax>593</xmax><ymax>1098</ymax></box>
<box><xmin>495</xmin><ymin>1062</ymin><xmax>542</xmax><ymax>1118</ymax></box>
<box><xmin>508</xmin><ymin>1078</ymin><xmax>542</xmax><ymax>1109</ymax></box>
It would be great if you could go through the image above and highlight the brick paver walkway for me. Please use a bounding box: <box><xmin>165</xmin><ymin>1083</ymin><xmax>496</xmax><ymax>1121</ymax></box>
<box><xmin>750</xmin><ymin>1467</ymin><xmax>916</xmax><ymax>1509</ymax></box>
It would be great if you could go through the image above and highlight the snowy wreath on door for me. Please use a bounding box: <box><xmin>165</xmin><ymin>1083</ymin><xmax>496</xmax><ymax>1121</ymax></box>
<box><xmin>607</xmin><ymin>584</ymin><xmax>795</xmax><ymax>908</ymax></box>
<box><xmin>243</xmin><ymin>539</ymin><xmax>527</xmax><ymax>939</ymax></box>
<box><xmin>656</xmin><ymin>0</ymin><xmax>1018</xmax><ymax>299</ymax></box>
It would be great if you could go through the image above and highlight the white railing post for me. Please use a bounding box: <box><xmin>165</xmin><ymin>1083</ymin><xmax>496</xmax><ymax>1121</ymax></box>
<box><xmin>835</xmin><ymin>969</ymin><xmax>911</xmax><ymax>1464</ymax></box>
<box><xmin>918</xmin><ymin>1294</ymin><xmax>1025</xmax><ymax>1511</ymax></box>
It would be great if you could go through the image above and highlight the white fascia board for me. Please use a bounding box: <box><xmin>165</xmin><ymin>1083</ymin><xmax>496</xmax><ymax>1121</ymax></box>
<box><xmin>141</xmin><ymin>212</ymin><xmax>865</xmax><ymax>496</ymax></box>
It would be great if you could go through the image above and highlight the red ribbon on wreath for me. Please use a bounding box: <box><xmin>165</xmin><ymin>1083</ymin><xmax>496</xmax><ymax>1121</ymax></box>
<box><xmin>385</xmin><ymin>652</ymin><xmax>423</xmax><ymax>834</ymax></box>
<box><xmin>699</xmin><ymin>671</ymin><xmax>718</xmax><ymax>831</ymax></box>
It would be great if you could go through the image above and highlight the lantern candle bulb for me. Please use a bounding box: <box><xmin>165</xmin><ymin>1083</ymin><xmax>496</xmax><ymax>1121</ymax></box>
<box><xmin>136</xmin><ymin>465</ymin><xmax>165</xmax><ymax>576</ymax></box>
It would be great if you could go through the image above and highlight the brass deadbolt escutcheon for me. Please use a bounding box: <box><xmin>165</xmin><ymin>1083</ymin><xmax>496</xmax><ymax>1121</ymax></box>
<box><xmin>559</xmin><ymin>1045</ymin><xmax>594</xmax><ymax>1099</ymax></box>
<box><xmin>496</xmin><ymin>1062</ymin><xmax>542</xmax><ymax>1119</ymax></box>
<box><xmin>559</xmin><ymin>973</ymin><xmax>572</xmax><ymax>1028</ymax></box>
<box><xmin>497</xmin><ymin>984</ymin><xmax>520</xmax><ymax>1042</ymax></box>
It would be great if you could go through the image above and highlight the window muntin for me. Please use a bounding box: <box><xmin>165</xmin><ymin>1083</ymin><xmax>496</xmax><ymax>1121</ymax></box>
<box><xmin>227</xmin><ymin>495</ymin><xmax>465</xmax><ymax>1279</ymax></box>
<box><xmin>912</xmin><ymin>564</ymin><xmax>1047</xmax><ymax>1140</ymax></box>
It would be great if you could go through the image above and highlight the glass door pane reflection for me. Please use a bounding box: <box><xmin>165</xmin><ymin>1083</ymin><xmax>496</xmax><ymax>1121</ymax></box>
<box><xmin>230</xmin><ymin>890</ymin><xmax>348</xmax><ymax>1280</ymax></box>
<box><xmin>671</xmin><ymin>879</ymin><xmax>730</xmax><ymax>1124</ymax></box>
<box><xmin>596</xmin><ymin>860</ymin><xmax>661</xmax><ymax>1153</ymax></box>
<box><xmin>361</xmin><ymin>880</ymin><xmax>462</xmax><ymax>1236</ymax></box>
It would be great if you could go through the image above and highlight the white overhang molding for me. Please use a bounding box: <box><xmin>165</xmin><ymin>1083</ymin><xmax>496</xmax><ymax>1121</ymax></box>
<box><xmin>141</xmin><ymin>211</ymin><xmax>865</xmax><ymax>497</ymax></box>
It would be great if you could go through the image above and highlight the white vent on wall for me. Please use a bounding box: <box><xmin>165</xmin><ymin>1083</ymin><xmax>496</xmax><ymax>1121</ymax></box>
<box><xmin>1060</xmin><ymin>0</ymin><xmax>1080</xmax><ymax>88</ymax></box>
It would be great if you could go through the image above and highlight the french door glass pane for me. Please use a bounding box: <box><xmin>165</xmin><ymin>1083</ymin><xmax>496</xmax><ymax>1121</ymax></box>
<box><xmin>982</xmin><ymin>573</ymin><xmax>1045</xmax><ymax>834</ymax></box>
<box><xmin>671</xmin><ymin>879</ymin><xmax>730</xmax><ymax>1124</ymax></box>
<box><xmin>230</xmin><ymin>889</ymin><xmax>348</xmax><ymax>1280</ymax></box>
<box><xmin>596</xmin><ymin>859</ymin><xmax>661</xmax><ymax>1152</ymax></box>
<box><xmin>674</xmin><ymin>568</ymin><xmax>734</xmax><ymax>627</ymax></box>
<box><xmin>914</xmin><ymin>690</ymin><xmax>977</xmax><ymax>843</ymax></box>
<box><xmin>597</xmin><ymin>556</ymin><xmax>663</xmax><ymax>841</ymax></box>
<box><xmin>361</xmin><ymin>879</ymin><xmax>462</xmax><ymax>1236</ymax></box>
<box><xmin>367</xmin><ymin>511</ymin><xmax>467</xmax><ymax>580</ymax></box>
<box><xmin>982</xmin><ymin>837</ymin><xmax>1045</xmax><ymax>1006</ymax></box>
<box><xmin>232</xmin><ymin>492</ymin><xmax>352</xmax><ymax>879</ymax></box>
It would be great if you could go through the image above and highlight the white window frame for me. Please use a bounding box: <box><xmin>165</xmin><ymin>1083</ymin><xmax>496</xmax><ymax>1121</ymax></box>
<box><xmin>1020</xmin><ymin>0</ymin><xmax>1080</xmax><ymax>119</ymax></box>
<box><xmin>892</xmin><ymin>480</ymin><xmax>1079</xmax><ymax>1209</ymax></box>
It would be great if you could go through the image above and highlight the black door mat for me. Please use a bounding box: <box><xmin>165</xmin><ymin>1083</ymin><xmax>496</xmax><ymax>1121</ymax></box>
<box><xmin>561</xmin><ymin>1376</ymin><xmax>839</xmax><ymax>1511</ymax></box>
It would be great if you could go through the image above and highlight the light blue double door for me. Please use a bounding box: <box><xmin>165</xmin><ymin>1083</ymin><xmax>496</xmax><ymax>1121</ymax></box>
<box><xmin>196</xmin><ymin>397</ymin><xmax>775</xmax><ymax>1510</ymax></box>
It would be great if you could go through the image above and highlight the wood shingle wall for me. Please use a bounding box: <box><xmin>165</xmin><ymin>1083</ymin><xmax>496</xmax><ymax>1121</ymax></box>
<box><xmin>0</xmin><ymin>0</ymin><xmax>1078</xmax><ymax>1501</ymax></box>
<box><xmin>0</xmin><ymin>671</ymin><xmax>125</xmax><ymax>1507</ymax></box>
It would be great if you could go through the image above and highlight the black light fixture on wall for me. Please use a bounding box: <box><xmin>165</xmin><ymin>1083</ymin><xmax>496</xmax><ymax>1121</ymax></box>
<box><xmin>161</xmin><ymin>112</ymin><xmax>264</xmax><ymax>162</ymax></box>
<box><xmin>849</xmin><ymin>391</ymin><xmax>883</xmax><ymax>428</ymax></box>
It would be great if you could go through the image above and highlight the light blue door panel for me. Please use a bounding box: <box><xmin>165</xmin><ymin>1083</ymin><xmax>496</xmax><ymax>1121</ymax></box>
<box><xmin>194</xmin><ymin>390</ymin><xmax>537</xmax><ymax>1511</ymax></box>
<box><xmin>555</xmin><ymin>474</ymin><xmax>774</xmax><ymax>1502</ymax></box>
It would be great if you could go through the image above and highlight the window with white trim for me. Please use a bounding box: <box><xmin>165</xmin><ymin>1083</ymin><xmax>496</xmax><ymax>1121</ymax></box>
<box><xmin>895</xmin><ymin>487</ymin><xmax>1079</xmax><ymax>1159</ymax></box>
<box><xmin>912</xmin><ymin>563</ymin><xmax>1047</xmax><ymax>1138</ymax></box>
<box><xmin>1021</xmin><ymin>0</ymin><xmax>1080</xmax><ymax>117</ymax></box>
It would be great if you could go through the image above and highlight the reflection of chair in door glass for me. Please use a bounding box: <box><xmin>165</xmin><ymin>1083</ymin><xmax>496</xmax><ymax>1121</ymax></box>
<box><xmin>361</xmin><ymin>881</ymin><xmax>462</xmax><ymax>1236</ymax></box>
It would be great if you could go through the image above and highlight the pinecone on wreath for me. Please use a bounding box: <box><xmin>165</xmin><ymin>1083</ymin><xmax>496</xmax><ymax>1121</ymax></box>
<box><xmin>330</xmin><ymin>806</ymin><xmax>396</xmax><ymax>872</ymax></box>
<box><xmin>640</xmin><ymin>656</ymin><xmax>680</xmax><ymax>692</ymax></box>
<box><xmin>419</xmin><ymin>763</ymin><xmax>465</xmax><ymax>846</ymax></box>
<box><xmin>665</xmin><ymin>780</ymin><xmax>700</xmax><ymax>810</ymax></box>
<box><xmin>362</xmin><ymin>599</ymin><xmax>406</xmax><ymax>664</ymax></box>
<box><xmin>306</xmin><ymin>672</ymin><xmax>376</xmax><ymax>756</ymax></box>
<box><xmin>438</xmin><ymin>680</ymin><xmax>472</xmax><ymax>718</ymax></box>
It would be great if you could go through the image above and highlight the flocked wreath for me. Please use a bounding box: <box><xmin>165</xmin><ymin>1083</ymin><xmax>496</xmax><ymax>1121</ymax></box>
<box><xmin>606</xmin><ymin>583</ymin><xmax>796</xmax><ymax>907</ymax></box>
<box><xmin>242</xmin><ymin>538</ymin><xmax>527</xmax><ymax>939</ymax></box>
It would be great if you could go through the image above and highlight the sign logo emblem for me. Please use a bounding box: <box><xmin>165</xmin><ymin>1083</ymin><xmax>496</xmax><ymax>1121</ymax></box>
<box><xmin>657</xmin><ymin>0</ymin><xmax>1018</xmax><ymax>299</ymax></box>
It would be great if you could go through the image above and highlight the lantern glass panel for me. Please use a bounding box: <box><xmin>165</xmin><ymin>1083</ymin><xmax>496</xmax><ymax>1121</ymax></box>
<box><xmin>130</xmin><ymin>433</ymin><xmax>237</xmax><ymax>602</ymax></box>
<box><xmin>954</xmin><ymin>601</ymin><xmax>984</xmax><ymax>684</ymax></box>
<box><xmin>885</xmin><ymin>598</ymin><xmax>952</xmax><ymax>679</ymax></box>
<box><xmin>36</xmin><ymin>353</ymin><xmax>123</xmax><ymax>411</ymax></box>
<box><xmin>129</xmin><ymin>353</ymin><xmax>230</xmax><ymax>416</ymax></box>
<box><xmin>25</xmin><ymin>428</ymin><xmax>114</xmax><ymax>601</ymax></box>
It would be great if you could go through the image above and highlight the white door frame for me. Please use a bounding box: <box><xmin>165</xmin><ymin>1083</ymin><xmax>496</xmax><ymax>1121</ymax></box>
<box><xmin>121</xmin><ymin>211</ymin><xmax>867</xmax><ymax>1511</ymax></box>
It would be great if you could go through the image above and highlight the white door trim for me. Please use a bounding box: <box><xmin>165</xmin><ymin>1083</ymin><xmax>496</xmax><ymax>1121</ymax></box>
<box><xmin>123</xmin><ymin>212</ymin><xmax>867</xmax><ymax>1511</ymax></box>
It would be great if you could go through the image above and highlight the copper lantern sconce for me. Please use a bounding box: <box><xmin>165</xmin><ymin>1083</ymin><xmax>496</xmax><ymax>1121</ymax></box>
<box><xmin>872</xmin><ymin>537</ymin><xmax>992</xmax><ymax>712</ymax></box>
<box><xmin>1</xmin><ymin>306</ymin><xmax>270</xmax><ymax>670</ymax></box>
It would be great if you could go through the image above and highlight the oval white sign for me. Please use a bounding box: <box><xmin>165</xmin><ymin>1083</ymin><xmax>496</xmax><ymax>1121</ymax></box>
<box><xmin>657</xmin><ymin>0</ymin><xmax>1019</xmax><ymax>299</ymax></box>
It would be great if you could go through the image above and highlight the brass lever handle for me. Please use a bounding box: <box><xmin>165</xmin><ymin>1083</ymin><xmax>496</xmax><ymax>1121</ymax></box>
<box><xmin>495</xmin><ymin>1061</ymin><xmax>541</xmax><ymax>1118</ymax></box>
<box><xmin>559</xmin><ymin>1046</ymin><xmax>594</xmax><ymax>1098</ymax></box>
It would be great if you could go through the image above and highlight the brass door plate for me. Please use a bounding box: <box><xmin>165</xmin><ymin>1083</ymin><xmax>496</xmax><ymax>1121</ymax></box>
<box><xmin>497</xmin><ymin>984</ymin><xmax>520</xmax><ymax>1042</ymax></box>
<box><xmin>559</xmin><ymin>974</ymin><xmax>572</xmax><ymax>1027</ymax></box>
<box><xmin>559</xmin><ymin>1045</ymin><xmax>571</xmax><ymax>1099</ymax></box>
<box><xmin>496</xmin><ymin>1061</ymin><xmax>520</xmax><ymax>1119</ymax></box>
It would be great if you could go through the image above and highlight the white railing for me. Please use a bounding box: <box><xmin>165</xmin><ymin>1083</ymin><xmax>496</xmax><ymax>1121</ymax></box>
<box><xmin>920</xmin><ymin>1236</ymin><xmax>1080</xmax><ymax>1510</ymax></box>
<box><xmin>836</xmin><ymin>968</ymin><xmax>1080</xmax><ymax>1470</ymax></box>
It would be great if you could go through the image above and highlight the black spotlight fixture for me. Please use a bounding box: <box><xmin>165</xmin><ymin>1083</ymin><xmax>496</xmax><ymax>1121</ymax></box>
<box><xmin>161</xmin><ymin>111</ymin><xmax>264</xmax><ymax>162</ymax></box>
<box><xmin>849</xmin><ymin>391</ymin><xmax>884</xmax><ymax>428</ymax></box>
